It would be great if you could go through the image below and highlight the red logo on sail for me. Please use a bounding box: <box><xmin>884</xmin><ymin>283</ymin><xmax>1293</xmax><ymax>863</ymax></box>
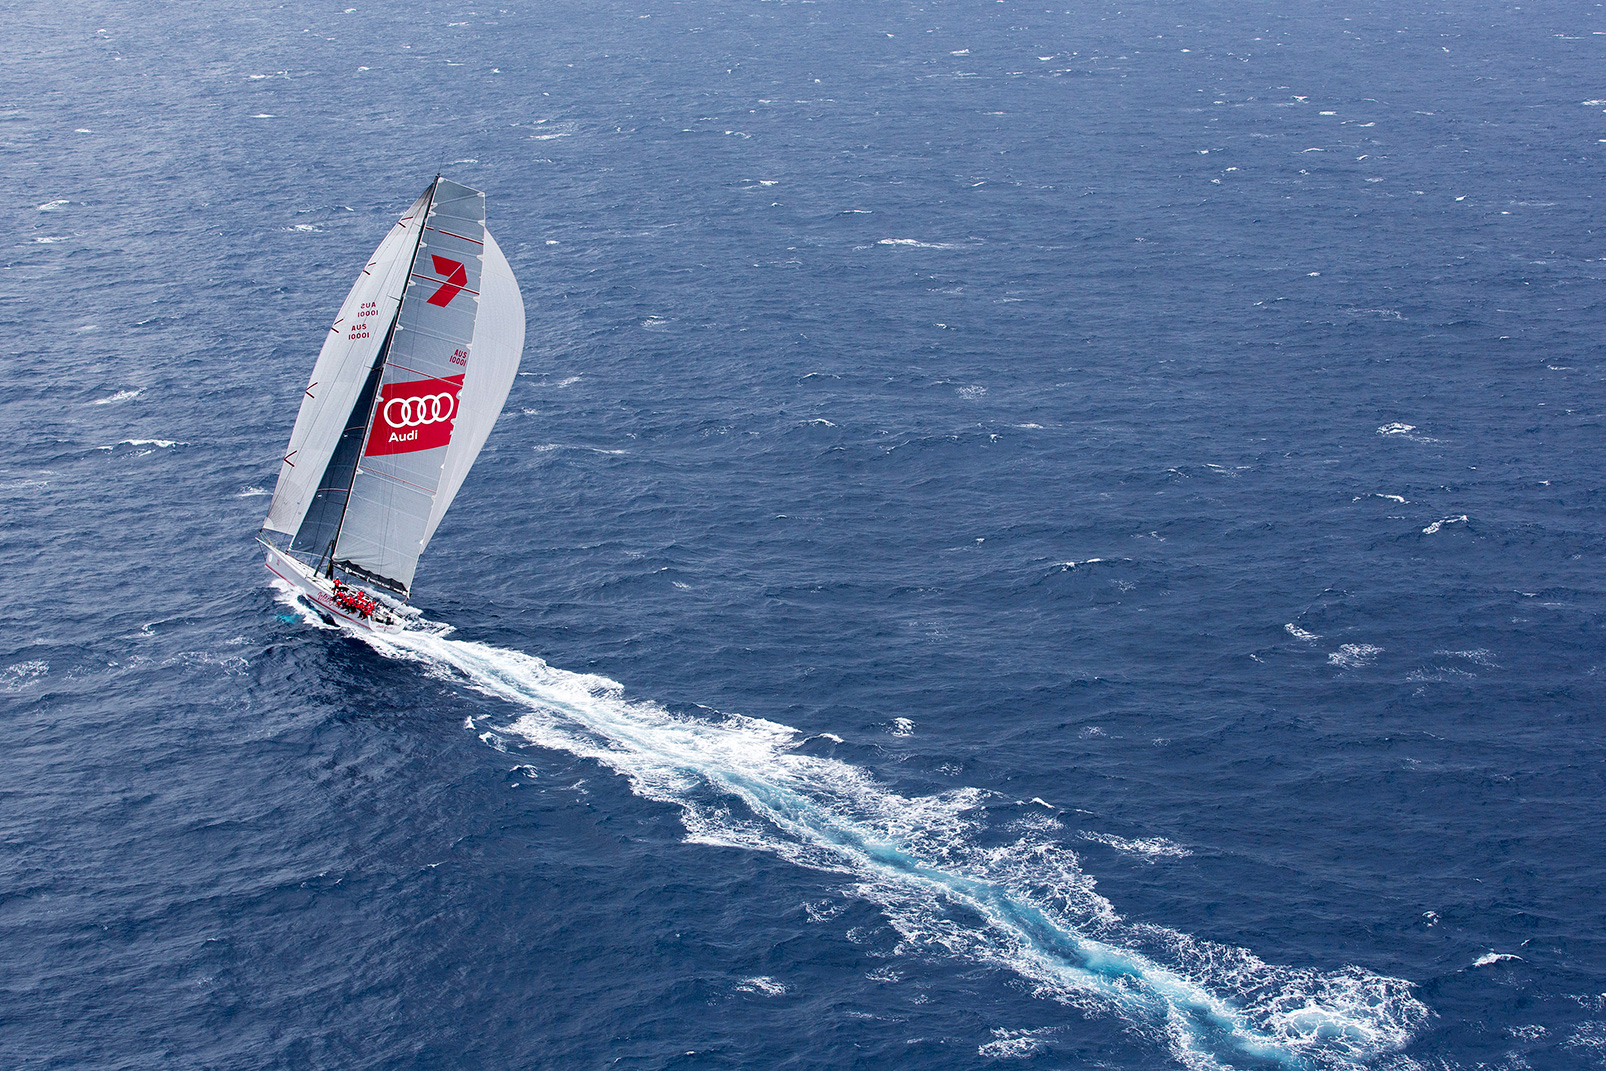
<box><xmin>365</xmin><ymin>374</ymin><xmax>465</xmax><ymax>456</ymax></box>
<box><xmin>426</xmin><ymin>256</ymin><xmax>467</xmax><ymax>307</ymax></box>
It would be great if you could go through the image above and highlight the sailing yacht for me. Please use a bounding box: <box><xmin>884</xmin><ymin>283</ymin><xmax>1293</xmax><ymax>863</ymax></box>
<box><xmin>257</xmin><ymin>177</ymin><xmax>525</xmax><ymax>631</ymax></box>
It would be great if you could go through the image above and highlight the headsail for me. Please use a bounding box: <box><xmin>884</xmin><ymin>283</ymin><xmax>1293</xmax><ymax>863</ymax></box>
<box><xmin>262</xmin><ymin>178</ymin><xmax>524</xmax><ymax>597</ymax></box>
<box><xmin>263</xmin><ymin>188</ymin><xmax>431</xmax><ymax>537</ymax></box>
<box><xmin>420</xmin><ymin>229</ymin><xmax>526</xmax><ymax>548</ymax></box>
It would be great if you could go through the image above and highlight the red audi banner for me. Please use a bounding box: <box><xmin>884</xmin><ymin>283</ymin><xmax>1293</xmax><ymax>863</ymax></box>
<box><xmin>365</xmin><ymin>374</ymin><xmax>466</xmax><ymax>456</ymax></box>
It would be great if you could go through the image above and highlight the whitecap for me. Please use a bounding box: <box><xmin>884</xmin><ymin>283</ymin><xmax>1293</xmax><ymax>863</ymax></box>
<box><xmin>160</xmin><ymin>651</ymin><xmax>249</xmax><ymax>675</ymax></box>
<box><xmin>92</xmin><ymin>389</ymin><xmax>143</xmax><ymax>405</ymax></box>
<box><xmin>888</xmin><ymin>717</ymin><xmax>915</xmax><ymax>737</ymax></box>
<box><xmin>734</xmin><ymin>976</ymin><xmax>789</xmax><ymax>996</ymax></box>
<box><xmin>236</xmin><ymin>486</ymin><xmax>270</xmax><ymax>497</ymax></box>
<box><xmin>1053</xmin><ymin>557</ymin><xmax>1126</xmax><ymax>571</ymax></box>
<box><xmin>957</xmin><ymin>385</ymin><xmax>987</xmax><ymax>398</ymax></box>
<box><xmin>37</xmin><ymin>199</ymin><xmax>70</xmax><ymax>211</ymax></box>
<box><xmin>33</xmin><ymin>236</ymin><xmax>69</xmax><ymax>244</ymax></box>
<box><xmin>1422</xmin><ymin>515</ymin><xmax>1468</xmax><ymax>535</ymax></box>
<box><xmin>1473</xmin><ymin>952</ymin><xmax>1522</xmax><ymax>967</ymax></box>
<box><xmin>979</xmin><ymin>1027</ymin><xmax>1053</xmax><ymax>1058</ymax></box>
<box><xmin>877</xmin><ymin>237</ymin><xmax>959</xmax><ymax>249</ymax></box>
<box><xmin>1079</xmin><ymin>831</ymin><xmax>1192</xmax><ymax>861</ymax></box>
<box><xmin>1328</xmin><ymin>643</ymin><xmax>1382</xmax><ymax>668</ymax></box>
<box><xmin>1567</xmin><ymin>1022</ymin><xmax>1606</xmax><ymax>1052</ymax></box>
<box><xmin>1</xmin><ymin>661</ymin><xmax>48</xmax><ymax>692</ymax></box>
<box><xmin>1284</xmin><ymin>623</ymin><xmax>1319</xmax><ymax>642</ymax></box>
<box><xmin>530</xmin><ymin>443</ymin><xmax>626</xmax><ymax>456</ymax></box>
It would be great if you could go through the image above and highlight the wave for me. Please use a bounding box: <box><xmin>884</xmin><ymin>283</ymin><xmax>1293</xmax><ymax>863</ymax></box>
<box><xmin>97</xmin><ymin>439</ymin><xmax>186</xmax><ymax>452</ymax></box>
<box><xmin>1421</xmin><ymin>515</ymin><xmax>1467</xmax><ymax>535</ymax></box>
<box><xmin>274</xmin><ymin>586</ymin><xmax>1427</xmax><ymax>1069</ymax></box>
<box><xmin>876</xmin><ymin>238</ymin><xmax>966</xmax><ymax>249</ymax></box>
<box><xmin>1</xmin><ymin>660</ymin><xmax>49</xmax><ymax>692</ymax></box>
<box><xmin>1079</xmin><ymin>830</ymin><xmax>1194</xmax><ymax>862</ymax></box>
<box><xmin>1328</xmin><ymin>644</ymin><xmax>1383</xmax><ymax>669</ymax></box>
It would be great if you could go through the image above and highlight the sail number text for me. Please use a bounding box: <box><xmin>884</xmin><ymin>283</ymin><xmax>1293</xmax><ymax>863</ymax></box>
<box><xmin>348</xmin><ymin>300</ymin><xmax>380</xmax><ymax>341</ymax></box>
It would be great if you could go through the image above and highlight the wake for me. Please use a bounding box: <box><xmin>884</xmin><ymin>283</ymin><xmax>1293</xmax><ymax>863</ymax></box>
<box><xmin>279</xmin><ymin>587</ymin><xmax>1427</xmax><ymax>1069</ymax></box>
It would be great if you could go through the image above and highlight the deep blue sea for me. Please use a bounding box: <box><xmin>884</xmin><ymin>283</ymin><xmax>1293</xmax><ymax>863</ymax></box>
<box><xmin>4</xmin><ymin>1</ymin><xmax>1604</xmax><ymax>1068</ymax></box>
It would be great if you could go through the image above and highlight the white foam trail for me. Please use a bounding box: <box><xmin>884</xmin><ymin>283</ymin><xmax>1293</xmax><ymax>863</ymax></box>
<box><xmin>279</xmin><ymin>587</ymin><xmax>1425</xmax><ymax>1068</ymax></box>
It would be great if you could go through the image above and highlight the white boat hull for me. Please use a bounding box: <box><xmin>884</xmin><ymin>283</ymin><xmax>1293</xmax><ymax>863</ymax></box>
<box><xmin>262</xmin><ymin>543</ymin><xmax>406</xmax><ymax>634</ymax></box>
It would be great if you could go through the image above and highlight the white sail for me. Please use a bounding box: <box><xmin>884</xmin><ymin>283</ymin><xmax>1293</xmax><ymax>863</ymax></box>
<box><xmin>262</xmin><ymin>189</ymin><xmax>431</xmax><ymax>536</ymax></box>
<box><xmin>419</xmin><ymin>228</ymin><xmax>525</xmax><ymax>549</ymax></box>
<box><xmin>333</xmin><ymin>179</ymin><xmax>488</xmax><ymax>592</ymax></box>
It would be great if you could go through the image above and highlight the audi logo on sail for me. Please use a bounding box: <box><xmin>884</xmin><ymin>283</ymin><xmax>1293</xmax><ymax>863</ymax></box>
<box><xmin>365</xmin><ymin>374</ymin><xmax>466</xmax><ymax>457</ymax></box>
<box><xmin>383</xmin><ymin>392</ymin><xmax>457</xmax><ymax>428</ymax></box>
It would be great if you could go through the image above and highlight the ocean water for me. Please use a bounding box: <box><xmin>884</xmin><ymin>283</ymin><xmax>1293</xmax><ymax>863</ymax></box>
<box><xmin>3</xmin><ymin>0</ymin><xmax>1604</xmax><ymax>1068</ymax></box>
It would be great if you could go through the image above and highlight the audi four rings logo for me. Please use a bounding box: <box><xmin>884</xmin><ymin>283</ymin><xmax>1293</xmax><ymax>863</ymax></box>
<box><xmin>383</xmin><ymin>392</ymin><xmax>457</xmax><ymax>429</ymax></box>
<box><xmin>365</xmin><ymin>374</ymin><xmax>465</xmax><ymax>457</ymax></box>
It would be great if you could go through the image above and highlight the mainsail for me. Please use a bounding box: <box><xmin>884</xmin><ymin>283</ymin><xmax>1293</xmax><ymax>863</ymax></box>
<box><xmin>262</xmin><ymin>178</ymin><xmax>523</xmax><ymax>596</ymax></box>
